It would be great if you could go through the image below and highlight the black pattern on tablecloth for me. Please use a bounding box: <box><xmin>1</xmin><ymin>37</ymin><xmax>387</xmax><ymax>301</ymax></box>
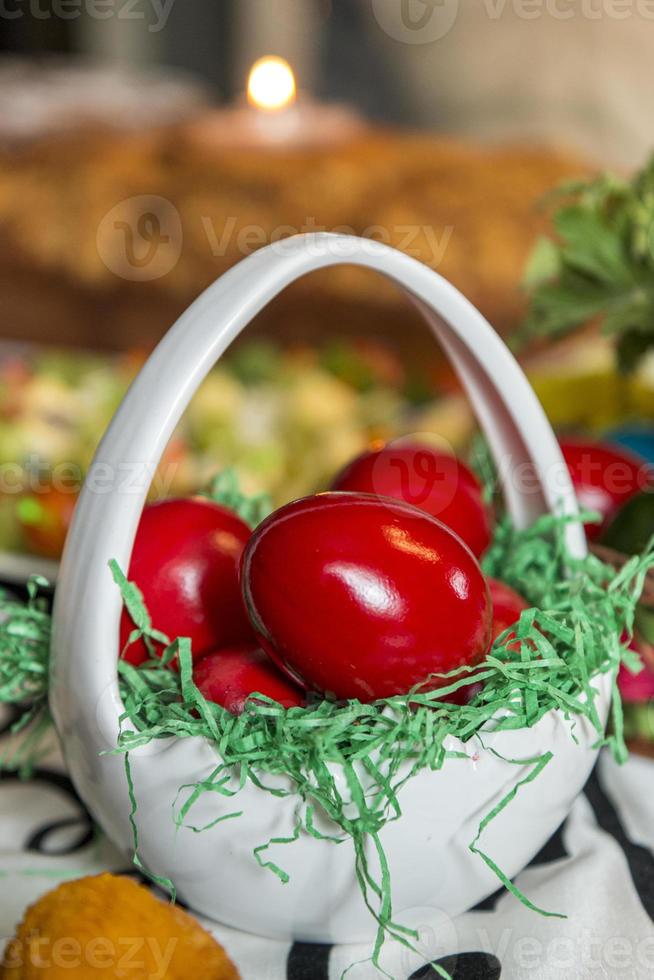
<box><xmin>584</xmin><ymin>763</ymin><xmax>654</xmax><ymax>920</ymax></box>
<box><xmin>287</xmin><ymin>942</ymin><xmax>331</xmax><ymax>980</ymax></box>
<box><xmin>410</xmin><ymin>953</ymin><xmax>502</xmax><ymax>979</ymax></box>
<box><xmin>0</xmin><ymin>767</ymin><xmax>94</xmax><ymax>855</ymax></box>
<box><xmin>3</xmin><ymin>749</ymin><xmax>654</xmax><ymax>978</ymax></box>
<box><xmin>285</xmin><ymin>944</ymin><xmax>503</xmax><ymax>979</ymax></box>
<box><xmin>527</xmin><ymin>820</ymin><xmax>569</xmax><ymax>866</ymax></box>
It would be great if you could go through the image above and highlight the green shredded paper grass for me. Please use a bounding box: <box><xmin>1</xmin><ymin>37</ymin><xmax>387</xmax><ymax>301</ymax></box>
<box><xmin>0</xmin><ymin>507</ymin><xmax>652</xmax><ymax>977</ymax></box>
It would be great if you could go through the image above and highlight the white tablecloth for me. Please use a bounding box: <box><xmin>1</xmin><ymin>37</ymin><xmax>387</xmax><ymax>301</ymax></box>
<box><xmin>1</xmin><ymin>714</ymin><xmax>653</xmax><ymax>980</ymax></box>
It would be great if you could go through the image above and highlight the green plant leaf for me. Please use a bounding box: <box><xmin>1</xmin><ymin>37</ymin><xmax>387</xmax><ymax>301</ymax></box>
<box><xmin>520</xmin><ymin>153</ymin><xmax>654</xmax><ymax>372</ymax></box>
<box><xmin>523</xmin><ymin>236</ymin><xmax>561</xmax><ymax>288</ymax></box>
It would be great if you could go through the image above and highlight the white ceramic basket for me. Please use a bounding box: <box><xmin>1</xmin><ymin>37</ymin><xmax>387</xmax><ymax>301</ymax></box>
<box><xmin>50</xmin><ymin>234</ymin><xmax>608</xmax><ymax>944</ymax></box>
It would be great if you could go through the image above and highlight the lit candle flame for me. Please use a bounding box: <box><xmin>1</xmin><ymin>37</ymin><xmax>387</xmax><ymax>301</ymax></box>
<box><xmin>247</xmin><ymin>56</ymin><xmax>297</xmax><ymax>112</ymax></box>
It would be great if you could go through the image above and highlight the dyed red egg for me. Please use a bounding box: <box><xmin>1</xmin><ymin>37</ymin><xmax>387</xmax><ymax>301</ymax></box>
<box><xmin>560</xmin><ymin>438</ymin><xmax>652</xmax><ymax>541</ymax></box>
<box><xmin>241</xmin><ymin>492</ymin><xmax>492</xmax><ymax>702</ymax></box>
<box><xmin>331</xmin><ymin>442</ymin><xmax>493</xmax><ymax>557</ymax></box>
<box><xmin>487</xmin><ymin>577</ymin><xmax>529</xmax><ymax>646</ymax></box>
<box><xmin>120</xmin><ymin>497</ymin><xmax>253</xmax><ymax>666</ymax></box>
<box><xmin>193</xmin><ymin>645</ymin><xmax>305</xmax><ymax>715</ymax></box>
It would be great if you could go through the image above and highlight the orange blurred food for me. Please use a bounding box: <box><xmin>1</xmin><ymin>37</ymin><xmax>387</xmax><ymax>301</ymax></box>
<box><xmin>0</xmin><ymin>873</ymin><xmax>240</xmax><ymax>979</ymax></box>
<box><xmin>16</xmin><ymin>487</ymin><xmax>78</xmax><ymax>559</ymax></box>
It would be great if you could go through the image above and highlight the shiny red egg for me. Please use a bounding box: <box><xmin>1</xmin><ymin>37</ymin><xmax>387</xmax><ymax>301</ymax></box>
<box><xmin>241</xmin><ymin>492</ymin><xmax>492</xmax><ymax>702</ymax></box>
<box><xmin>193</xmin><ymin>645</ymin><xmax>305</xmax><ymax>714</ymax></box>
<box><xmin>120</xmin><ymin>497</ymin><xmax>254</xmax><ymax>666</ymax></box>
<box><xmin>331</xmin><ymin>441</ymin><xmax>493</xmax><ymax>557</ymax></box>
<box><xmin>560</xmin><ymin>438</ymin><xmax>653</xmax><ymax>541</ymax></box>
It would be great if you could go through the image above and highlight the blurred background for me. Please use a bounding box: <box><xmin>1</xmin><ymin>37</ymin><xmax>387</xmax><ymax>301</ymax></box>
<box><xmin>3</xmin><ymin>0</ymin><xmax>652</xmax><ymax>163</ymax></box>
<box><xmin>2</xmin><ymin>0</ymin><xmax>654</xmax><ymax>623</ymax></box>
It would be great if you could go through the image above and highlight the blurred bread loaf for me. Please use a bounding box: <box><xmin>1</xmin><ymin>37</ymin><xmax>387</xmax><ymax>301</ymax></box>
<box><xmin>0</xmin><ymin>97</ymin><xmax>590</xmax><ymax>355</ymax></box>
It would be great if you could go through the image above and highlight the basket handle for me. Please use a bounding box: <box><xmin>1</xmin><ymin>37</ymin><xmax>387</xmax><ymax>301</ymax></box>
<box><xmin>50</xmin><ymin>233</ymin><xmax>584</xmax><ymax>746</ymax></box>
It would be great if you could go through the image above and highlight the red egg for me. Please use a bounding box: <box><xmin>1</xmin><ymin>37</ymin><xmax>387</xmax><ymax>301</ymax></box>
<box><xmin>241</xmin><ymin>492</ymin><xmax>492</xmax><ymax>702</ymax></box>
<box><xmin>120</xmin><ymin>497</ymin><xmax>254</xmax><ymax>666</ymax></box>
<box><xmin>487</xmin><ymin>577</ymin><xmax>529</xmax><ymax>647</ymax></box>
<box><xmin>193</xmin><ymin>645</ymin><xmax>305</xmax><ymax>715</ymax></box>
<box><xmin>331</xmin><ymin>441</ymin><xmax>493</xmax><ymax>557</ymax></box>
<box><xmin>560</xmin><ymin>438</ymin><xmax>652</xmax><ymax>541</ymax></box>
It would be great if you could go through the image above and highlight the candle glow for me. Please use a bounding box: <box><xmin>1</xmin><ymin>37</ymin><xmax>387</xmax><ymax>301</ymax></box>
<box><xmin>186</xmin><ymin>55</ymin><xmax>364</xmax><ymax>150</ymax></box>
<box><xmin>247</xmin><ymin>57</ymin><xmax>297</xmax><ymax>113</ymax></box>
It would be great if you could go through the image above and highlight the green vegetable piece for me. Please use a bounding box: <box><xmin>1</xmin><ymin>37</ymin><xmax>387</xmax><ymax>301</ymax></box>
<box><xmin>635</xmin><ymin>604</ymin><xmax>654</xmax><ymax>646</ymax></box>
<box><xmin>16</xmin><ymin>498</ymin><xmax>44</xmax><ymax>527</ymax></box>
<box><xmin>602</xmin><ymin>490</ymin><xmax>654</xmax><ymax>556</ymax></box>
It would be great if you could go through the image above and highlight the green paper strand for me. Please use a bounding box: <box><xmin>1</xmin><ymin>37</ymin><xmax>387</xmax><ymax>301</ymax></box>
<box><xmin>122</xmin><ymin>750</ymin><xmax>177</xmax><ymax>901</ymax></box>
<box><xmin>202</xmin><ymin>468</ymin><xmax>273</xmax><ymax>528</ymax></box>
<box><xmin>468</xmin><ymin>749</ymin><xmax>564</xmax><ymax>918</ymax></box>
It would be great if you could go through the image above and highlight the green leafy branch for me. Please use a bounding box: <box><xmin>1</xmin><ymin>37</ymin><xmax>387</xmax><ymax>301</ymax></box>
<box><xmin>522</xmin><ymin>157</ymin><xmax>654</xmax><ymax>372</ymax></box>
